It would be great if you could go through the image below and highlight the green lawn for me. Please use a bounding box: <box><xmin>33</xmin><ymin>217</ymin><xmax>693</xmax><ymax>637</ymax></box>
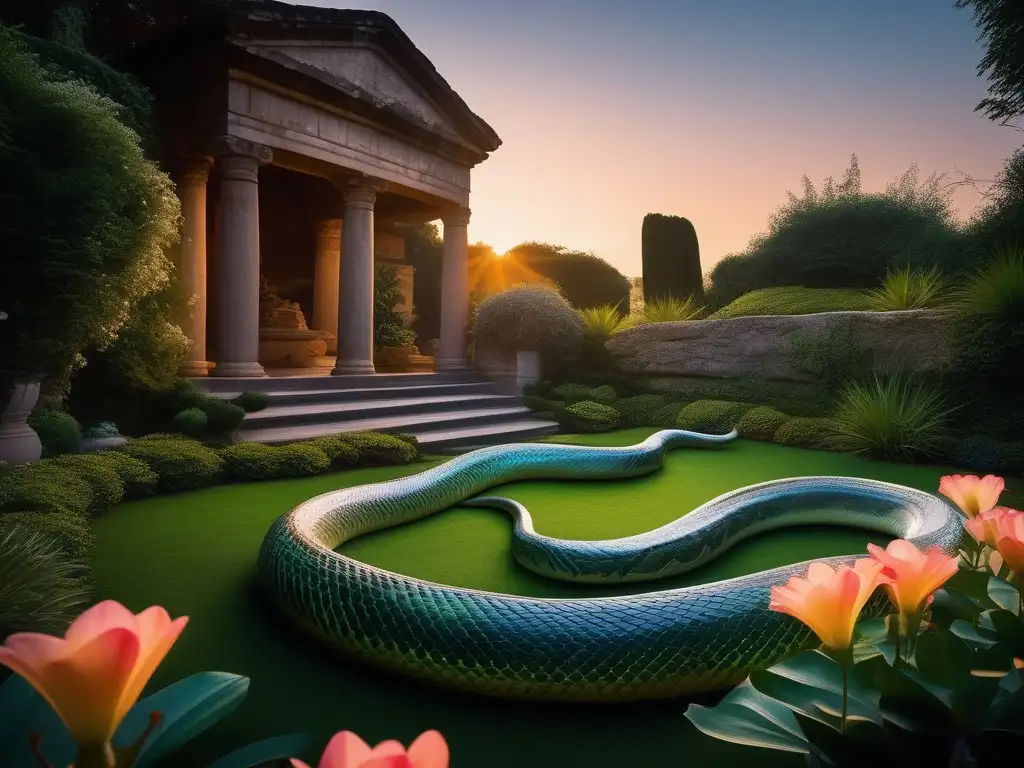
<box><xmin>90</xmin><ymin>430</ymin><xmax>1018</xmax><ymax>767</ymax></box>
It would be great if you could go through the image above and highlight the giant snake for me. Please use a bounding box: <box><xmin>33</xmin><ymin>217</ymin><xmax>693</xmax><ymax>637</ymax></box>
<box><xmin>257</xmin><ymin>429</ymin><xmax>964</xmax><ymax>702</ymax></box>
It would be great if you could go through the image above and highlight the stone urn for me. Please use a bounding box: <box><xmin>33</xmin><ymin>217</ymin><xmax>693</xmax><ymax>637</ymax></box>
<box><xmin>0</xmin><ymin>371</ymin><xmax>44</xmax><ymax>464</ymax></box>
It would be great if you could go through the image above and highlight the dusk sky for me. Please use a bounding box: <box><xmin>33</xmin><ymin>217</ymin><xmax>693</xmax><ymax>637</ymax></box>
<box><xmin>291</xmin><ymin>0</ymin><xmax>1020</xmax><ymax>278</ymax></box>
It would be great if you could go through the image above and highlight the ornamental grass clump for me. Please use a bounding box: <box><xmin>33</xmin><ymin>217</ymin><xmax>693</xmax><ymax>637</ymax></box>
<box><xmin>828</xmin><ymin>374</ymin><xmax>954</xmax><ymax>461</ymax></box>
<box><xmin>626</xmin><ymin>295</ymin><xmax>705</xmax><ymax>326</ymax></box>
<box><xmin>956</xmin><ymin>244</ymin><xmax>1024</xmax><ymax>322</ymax></box>
<box><xmin>473</xmin><ymin>284</ymin><xmax>586</xmax><ymax>364</ymax></box>
<box><xmin>867</xmin><ymin>264</ymin><xmax>951</xmax><ymax>310</ymax></box>
<box><xmin>577</xmin><ymin>304</ymin><xmax>624</xmax><ymax>342</ymax></box>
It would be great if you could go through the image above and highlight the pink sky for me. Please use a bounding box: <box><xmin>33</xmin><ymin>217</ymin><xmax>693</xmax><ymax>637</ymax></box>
<box><xmin>295</xmin><ymin>0</ymin><xmax>1023</xmax><ymax>279</ymax></box>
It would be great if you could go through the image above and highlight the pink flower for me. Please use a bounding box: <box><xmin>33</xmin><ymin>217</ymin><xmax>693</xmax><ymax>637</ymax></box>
<box><xmin>0</xmin><ymin>601</ymin><xmax>187</xmax><ymax>745</ymax></box>
<box><xmin>867</xmin><ymin>539</ymin><xmax>959</xmax><ymax>618</ymax></box>
<box><xmin>292</xmin><ymin>730</ymin><xmax>448</xmax><ymax>768</ymax></box>
<box><xmin>965</xmin><ymin>507</ymin><xmax>1022</xmax><ymax>550</ymax></box>
<box><xmin>939</xmin><ymin>474</ymin><xmax>1005</xmax><ymax>518</ymax></box>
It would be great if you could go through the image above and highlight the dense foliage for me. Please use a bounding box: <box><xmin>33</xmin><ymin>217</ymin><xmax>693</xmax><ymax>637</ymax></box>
<box><xmin>704</xmin><ymin>157</ymin><xmax>975</xmax><ymax>308</ymax></box>
<box><xmin>374</xmin><ymin>261</ymin><xmax>417</xmax><ymax>349</ymax></box>
<box><xmin>955</xmin><ymin>0</ymin><xmax>1024</xmax><ymax>123</ymax></box>
<box><xmin>641</xmin><ymin>213</ymin><xmax>704</xmax><ymax>303</ymax></box>
<box><xmin>501</xmin><ymin>242</ymin><xmax>631</xmax><ymax>312</ymax></box>
<box><xmin>0</xmin><ymin>26</ymin><xmax>180</xmax><ymax>383</ymax></box>
<box><xmin>473</xmin><ymin>284</ymin><xmax>586</xmax><ymax>365</ymax></box>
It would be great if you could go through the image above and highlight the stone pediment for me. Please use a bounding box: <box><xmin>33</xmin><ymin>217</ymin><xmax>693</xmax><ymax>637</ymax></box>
<box><xmin>240</xmin><ymin>42</ymin><xmax>467</xmax><ymax>145</ymax></box>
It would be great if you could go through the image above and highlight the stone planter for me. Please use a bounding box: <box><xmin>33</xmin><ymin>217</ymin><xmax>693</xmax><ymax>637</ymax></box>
<box><xmin>0</xmin><ymin>371</ymin><xmax>44</xmax><ymax>465</ymax></box>
<box><xmin>474</xmin><ymin>345</ymin><xmax>542</xmax><ymax>394</ymax></box>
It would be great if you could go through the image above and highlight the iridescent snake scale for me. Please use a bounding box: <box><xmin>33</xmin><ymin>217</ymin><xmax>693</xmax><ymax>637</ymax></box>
<box><xmin>257</xmin><ymin>429</ymin><xmax>964</xmax><ymax>701</ymax></box>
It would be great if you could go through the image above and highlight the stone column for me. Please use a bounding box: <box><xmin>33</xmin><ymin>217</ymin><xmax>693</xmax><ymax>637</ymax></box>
<box><xmin>211</xmin><ymin>137</ymin><xmax>272</xmax><ymax>377</ymax></box>
<box><xmin>332</xmin><ymin>180</ymin><xmax>382</xmax><ymax>375</ymax></box>
<box><xmin>437</xmin><ymin>207</ymin><xmax>471</xmax><ymax>370</ymax></box>
<box><xmin>176</xmin><ymin>158</ymin><xmax>212</xmax><ymax>376</ymax></box>
<box><xmin>312</xmin><ymin>219</ymin><xmax>342</xmax><ymax>356</ymax></box>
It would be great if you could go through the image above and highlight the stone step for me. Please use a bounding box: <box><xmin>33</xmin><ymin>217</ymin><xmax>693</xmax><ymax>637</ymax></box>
<box><xmin>240</xmin><ymin>393</ymin><xmax>520</xmax><ymax>428</ymax></box>
<box><xmin>236</xmin><ymin>405</ymin><xmax>540</xmax><ymax>444</ymax></box>
<box><xmin>206</xmin><ymin>381</ymin><xmax>498</xmax><ymax>406</ymax></box>
<box><xmin>195</xmin><ymin>371</ymin><xmax>477</xmax><ymax>394</ymax></box>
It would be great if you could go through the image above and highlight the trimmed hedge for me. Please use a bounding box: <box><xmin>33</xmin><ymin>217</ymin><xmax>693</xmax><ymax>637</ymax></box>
<box><xmin>235</xmin><ymin>390</ymin><xmax>270</xmax><ymax>413</ymax></box>
<box><xmin>736</xmin><ymin>406</ymin><xmax>790</xmax><ymax>441</ymax></box>
<box><xmin>219</xmin><ymin>442</ymin><xmax>331</xmax><ymax>481</ymax></box>
<box><xmin>120</xmin><ymin>437</ymin><xmax>224</xmax><ymax>493</ymax></box>
<box><xmin>615</xmin><ymin>394</ymin><xmax>669</xmax><ymax>426</ymax></box>
<box><xmin>708</xmin><ymin>286</ymin><xmax>874</xmax><ymax>319</ymax></box>
<box><xmin>675</xmin><ymin>400</ymin><xmax>755</xmax><ymax>433</ymax></box>
<box><xmin>551</xmin><ymin>383</ymin><xmax>595</xmax><ymax>404</ymax></box>
<box><xmin>333</xmin><ymin>432</ymin><xmax>418</xmax><ymax>465</ymax></box>
<box><xmin>47</xmin><ymin>454</ymin><xmax>124</xmax><ymax>513</ymax></box>
<box><xmin>307</xmin><ymin>437</ymin><xmax>360</xmax><ymax>469</ymax></box>
<box><xmin>27</xmin><ymin>409</ymin><xmax>82</xmax><ymax>456</ymax></box>
<box><xmin>774</xmin><ymin>417</ymin><xmax>838</xmax><ymax>449</ymax></box>
<box><xmin>85</xmin><ymin>451</ymin><xmax>158</xmax><ymax>499</ymax></box>
<box><xmin>0</xmin><ymin>463</ymin><xmax>94</xmax><ymax>517</ymax></box>
<box><xmin>275</xmin><ymin>444</ymin><xmax>332</xmax><ymax>477</ymax></box>
<box><xmin>172</xmin><ymin>407</ymin><xmax>208</xmax><ymax>437</ymax></box>
<box><xmin>651</xmin><ymin>402</ymin><xmax>684</xmax><ymax>427</ymax></box>
<box><xmin>201</xmin><ymin>399</ymin><xmax>247</xmax><ymax>434</ymax></box>
<box><xmin>565</xmin><ymin>401</ymin><xmax>620</xmax><ymax>432</ymax></box>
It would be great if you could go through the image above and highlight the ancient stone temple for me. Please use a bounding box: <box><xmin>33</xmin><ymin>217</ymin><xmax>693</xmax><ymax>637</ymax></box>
<box><xmin>122</xmin><ymin>0</ymin><xmax>500</xmax><ymax>377</ymax></box>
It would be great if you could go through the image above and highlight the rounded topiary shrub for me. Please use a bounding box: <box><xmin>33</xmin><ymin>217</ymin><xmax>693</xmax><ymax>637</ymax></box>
<box><xmin>0</xmin><ymin>509</ymin><xmax>95</xmax><ymax>561</ymax></box>
<box><xmin>736</xmin><ymin>406</ymin><xmax>790</xmax><ymax>441</ymax></box>
<box><xmin>308</xmin><ymin>437</ymin><xmax>360</xmax><ymax>469</ymax></box>
<box><xmin>675</xmin><ymin>400</ymin><xmax>755</xmax><ymax>433</ymax></box>
<box><xmin>652</xmin><ymin>402</ymin><xmax>684</xmax><ymax>427</ymax></box>
<box><xmin>336</xmin><ymin>432</ymin><xmax>418</xmax><ymax>466</ymax></box>
<box><xmin>85</xmin><ymin>451</ymin><xmax>158</xmax><ymax>499</ymax></box>
<box><xmin>274</xmin><ymin>443</ymin><xmax>331</xmax><ymax>478</ymax></box>
<box><xmin>589</xmin><ymin>384</ymin><xmax>617</xmax><ymax>405</ymax></box>
<box><xmin>234</xmin><ymin>390</ymin><xmax>270</xmax><ymax>413</ymax></box>
<box><xmin>201</xmin><ymin>399</ymin><xmax>247</xmax><ymax>434</ymax></box>
<box><xmin>551</xmin><ymin>383</ymin><xmax>594</xmax><ymax>404</ymax></box>
<box><xmin>616</xmin><ymin>394</ymin><xmax>668</xmax><ymax>426</ymax></box>
<box><xmin>27</xmin><ymin>409</ymin><xmax>82</xmax><ymax>456</ymax></box>
<box><xmin>171</xmin><ymin>380</ymin><xmax>210</xmax><ymax>411</ymax></box>
<box><xmin>120</xmin><ymin>437</ymin><xmax>223</xmax><ymax>492</ymax></box>
<box><xmin>774</xmin><ymin>417</ymin><xmax>838</xmax><ymax>449</ymax></box>
<box><xmin>474</xmin><ymin>284</ymin><xmax>586</xmax><ymax>364</ymax></box>
<box><xmin>45</xmin><ymin>454</ymin><xmax>125</xmax><ymax>514</ymax></box>
<box><xmin>219</xmin><ymin>442</ymin><xmax>280</xmax><ymax>481</ymax></box>
<box><xmin>566</xmin><ymin>400</ymin><xmax>620</xmax><ymax>432</ymax></box>
<box><xmin>83</xmin><ymin>421</ymin><xmax>121</xmax><ymax>439</ymax></box>
<box><xmin>0</xmin><ymin>463</ymin><xmax>93</xmax><ymax>517</ymax></box>
<box><xmin>172</xmin><ymin>407</ymin><xmax>208</xmax><ymax>437</ymax></box>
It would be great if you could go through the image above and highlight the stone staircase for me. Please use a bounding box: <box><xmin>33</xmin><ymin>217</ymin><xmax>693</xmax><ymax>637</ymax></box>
<box><xmin>196</xmin><ymin>372</ymin><xmax>560</xmax><ymax>453</ymax></box>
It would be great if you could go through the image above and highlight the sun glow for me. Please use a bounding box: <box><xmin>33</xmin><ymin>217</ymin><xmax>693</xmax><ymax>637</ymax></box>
<box><xmin>468</xmin><ymin>243</ymin><xmax>548</xmax><ymax>296</ymax></box>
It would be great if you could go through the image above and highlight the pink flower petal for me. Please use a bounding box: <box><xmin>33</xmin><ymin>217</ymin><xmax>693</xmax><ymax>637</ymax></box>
<box><xmin>407</xmin><ymin>730</ymin><xmax>448</xmax><ymax>768</ymax></box>
<box><xmin>319</xmin><ymin>731</ymin><xmax>373</xmax><ymax>768</ymax></box>
<box><xmin>65</xmin><ymin>601</ymin><xmax>138</xmax><ymax>649</ymax></box>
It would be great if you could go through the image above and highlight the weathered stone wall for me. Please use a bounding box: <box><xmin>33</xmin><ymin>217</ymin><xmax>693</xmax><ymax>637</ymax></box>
<box><xmin>606</xmin><ymin>310</ymin><xmax>954</xmax><ymax>382</ymax></box>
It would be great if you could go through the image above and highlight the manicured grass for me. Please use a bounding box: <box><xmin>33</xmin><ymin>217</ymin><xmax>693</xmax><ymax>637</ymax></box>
<box><xmin>90</xmin><ymin>430</ymin><xmax>1016</xmax><ymax>767</ymax></box>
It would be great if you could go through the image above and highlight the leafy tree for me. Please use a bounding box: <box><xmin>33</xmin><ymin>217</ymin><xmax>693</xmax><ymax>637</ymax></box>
<box><xmin>0</xmin><ymin>26</ymin><xmax>180</xmax><ymax>386</ymax></box>
<box><xmin>503</xmin><ymin>242</ymin><xmax>630</xmax><ymax>311</ymax></box>
<box><xmin>374</xmin><ymin>262</ymin><xmax>416</xmax><ymax>349</ymax></box>
<box><xmin>969</xmin><ymin>144</ymin><xmax>1024</xmax><ymax>249</ymax></box>
<box><xmin>955</xmin><ymin>0</ymin><xmax>1024</xmax><ymax>124</ymax></box>
<box><xmin>704</xmin><ymin>155</ymin><xmax>977</xmax><ymax>307</ymax></box>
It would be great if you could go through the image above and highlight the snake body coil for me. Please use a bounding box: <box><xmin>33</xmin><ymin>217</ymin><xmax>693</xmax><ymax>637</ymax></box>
<box><xmin>257</xmin><ymin>430</ymin><xmax>963</xmax><ymax>701</ymax></box>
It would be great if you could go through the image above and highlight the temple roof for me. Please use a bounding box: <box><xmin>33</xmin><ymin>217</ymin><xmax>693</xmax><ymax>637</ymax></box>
<box><xmin>122</xmin><ymin>0</ymin><xmax>502</xmax><ymax>158</ymax></box>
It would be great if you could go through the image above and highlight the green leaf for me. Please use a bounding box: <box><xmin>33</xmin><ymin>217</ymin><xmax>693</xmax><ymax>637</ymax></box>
<box><xmin>987</xmin><ymin>578</ymin><xmax>1019</xmax><ymax>615</ymax></box>
<box><xmin>204</xmin><ymin>733</ymin><xmax>315</xmax><ymax>768</ymax></box>
<box><xmin>0</xmin><ymin>673</ymin><xmax>75</xmax><ymax>768</ymax></box>
<box><xmin>114</xmin><ymin>672</ymin><xmax>250</xmax><ymax>768</ymax></box>
<box><xmin>910</xmin><ymin>632</ymin><xmax>1002</xmax><ymax>733</ymax></box>
<box><xmin>982</xmin><ymin>674</ymin><xmax>1024</xmax><ymax>735</ymax></box>
<box><xmin>684</xmin><ymin>680</ymin><xmax>820</xmax><ymax>757</ymax></box>
<box><xmin>749</xmin><ymin>650</ymin><xmax>883</xmax><ymax>733</ymax></box>
<box><xmin>949</xmin><ymin>620</ymin><xmax>998</xmax><ymax>649</ymax></box>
